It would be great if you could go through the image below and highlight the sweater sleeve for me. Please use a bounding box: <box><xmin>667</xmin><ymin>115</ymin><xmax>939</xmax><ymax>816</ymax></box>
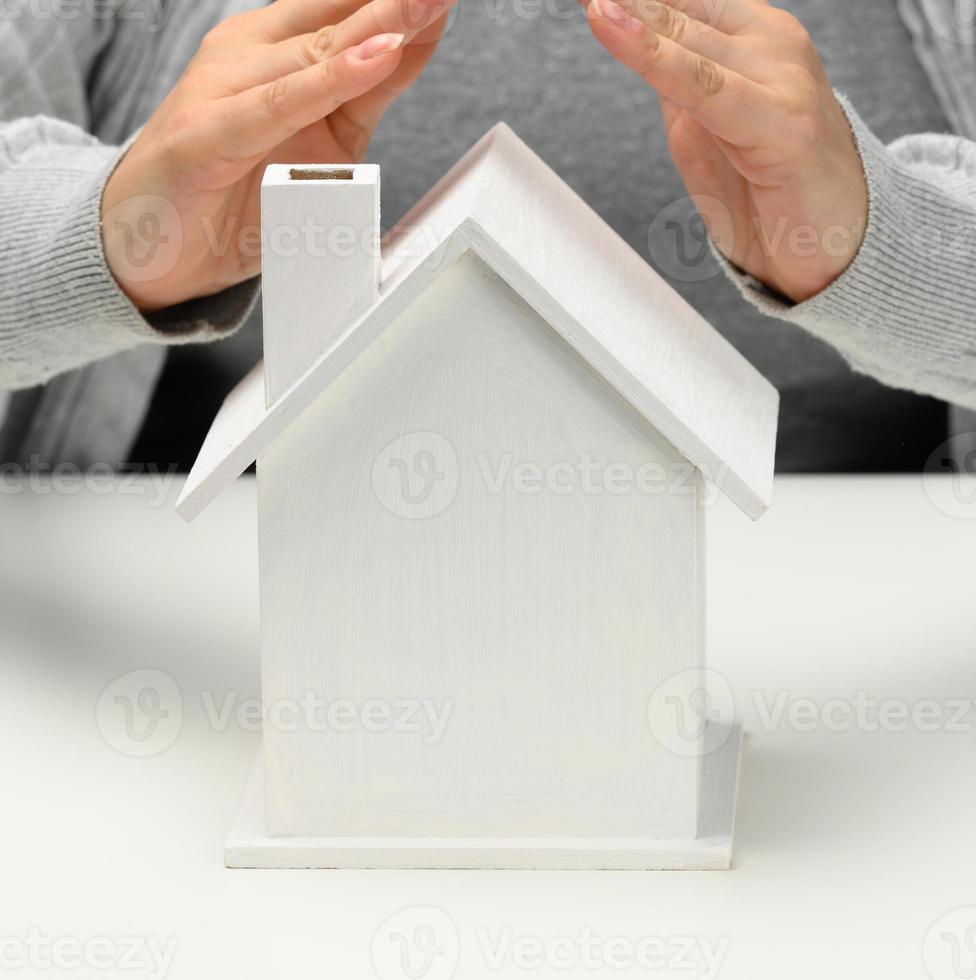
<box><xmin>716</xmin><ymin>95</ymin><xmax>976</xmax><ymax>410</ymax></box>
<box><xmin>0</xmin><ymin>116</ymin><xmax>259</xmax><ymax>389</ymax></box>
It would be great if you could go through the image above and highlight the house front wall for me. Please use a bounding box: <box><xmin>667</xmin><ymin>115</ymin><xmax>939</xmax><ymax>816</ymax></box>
<box><xmin>257</xmin><ymin>251</ymin><xmax>706</xmax><ymax>840</ymax></box>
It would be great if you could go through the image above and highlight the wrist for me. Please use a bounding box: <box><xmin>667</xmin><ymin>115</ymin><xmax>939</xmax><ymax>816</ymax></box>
<box><xmin>101</xmin><ymin>168</ymin><xmax>188</xmax><ymax>313</ymax></box>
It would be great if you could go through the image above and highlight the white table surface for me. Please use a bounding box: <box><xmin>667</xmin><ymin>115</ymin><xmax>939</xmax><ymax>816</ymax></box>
<box><xmin>1</xmin><ymin>474</ymin><xmax>974</xmax><ymax>980</ymax></box>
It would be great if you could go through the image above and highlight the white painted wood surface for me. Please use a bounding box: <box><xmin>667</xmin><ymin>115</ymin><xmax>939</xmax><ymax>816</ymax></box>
<box><xmin>226</xmin><ymin>724</ymin><xmax>740</xmax><ymax>869</ymax></box>
<box><xmin>261</xmin><ymin>164</ymin><xmax>380</xmax><ymax>405</ymax></box>
<box><xmin>256</xmin><ymin>253</ymin><xmax>708</xmax><ymax>850</ymax></box>
<box><xmin>173</xmin><ymin>125</ymin><xmax>782</xmax><ymax>868</ymax></box>
<box><xmin>177</xmin><ymin>124</ymin><xmax>778</xmax><ymax>523</ymax></box>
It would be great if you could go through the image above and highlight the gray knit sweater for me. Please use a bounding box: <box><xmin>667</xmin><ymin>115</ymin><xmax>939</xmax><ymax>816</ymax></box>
<box><xmin>719</xmin><ymin>96</ymin><xmax>976</xmax><ymax>412</ymax></box>
<box><xmin>1</xmin><ymin>0</ymin><xmax>975</xmax><ymax>444</ymax></box>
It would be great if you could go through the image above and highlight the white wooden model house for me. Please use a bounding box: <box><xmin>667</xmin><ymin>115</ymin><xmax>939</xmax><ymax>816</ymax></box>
<box><xmin>177</xmin><ymin>124</ymin><xmax>779</xmax><ymax>870</ymax></box>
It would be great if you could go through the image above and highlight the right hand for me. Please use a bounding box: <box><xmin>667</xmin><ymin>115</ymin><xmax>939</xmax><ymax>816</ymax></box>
<box><xmin>586</xmin><ymin>0</ymin><xmax>868</xmax><ymax>303</ymax></box>
<box><xmin>102</xmin><ymin>0</ymin><xmax>454</xmax><ymax>312</ymax></box>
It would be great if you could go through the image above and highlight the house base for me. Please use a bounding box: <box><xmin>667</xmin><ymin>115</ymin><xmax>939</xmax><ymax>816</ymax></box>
<box><xmin>225</xmin><ymin>722</ymin><xmax>742</xmax><ymax>871</ymax></box>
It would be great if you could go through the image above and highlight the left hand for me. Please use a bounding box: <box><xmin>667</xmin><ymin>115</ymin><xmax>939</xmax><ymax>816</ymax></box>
<box><xmin>586</xmin><ymin>0</ymin><xmax>868</xmax><ymax>302</ymax></box>
<box><xmin>102</xmin><ymin>0</ymin><xmax>452</xmax><ymax>312</ymax></box>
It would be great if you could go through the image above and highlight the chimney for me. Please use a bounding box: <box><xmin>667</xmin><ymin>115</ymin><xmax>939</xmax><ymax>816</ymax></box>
<box><xmin>260</xmin><ymin>164</ymin><xmax>381</xmax><ymax>406</ymax></box>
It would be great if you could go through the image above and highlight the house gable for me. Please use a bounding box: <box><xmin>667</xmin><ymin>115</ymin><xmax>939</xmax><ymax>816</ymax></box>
<box><xmin>257</xmin><ymin>249</ymin><xmax>703</xmax><ymax>838</ymax></box>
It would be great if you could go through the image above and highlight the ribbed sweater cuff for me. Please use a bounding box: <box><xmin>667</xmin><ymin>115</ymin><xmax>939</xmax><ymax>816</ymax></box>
<box><xmin>715</xmin><ymin>95</ymin><xmax>976</xmax><ymax>408</ymax></box>
<box><xmin>0</xmin><ymin>119</ymin><xmax>259</xmax><ymax>388</ymax></box>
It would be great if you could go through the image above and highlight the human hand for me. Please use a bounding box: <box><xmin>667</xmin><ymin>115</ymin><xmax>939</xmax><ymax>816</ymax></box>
<box><xmin>586</xmin><ymin>0</ymin><xmax>868</xmax><ymax>302</ymax></box>
<box><xmin>102</xmin><ymin>0</ymin><xmax>453</xmax><ymax>312</ymax></box>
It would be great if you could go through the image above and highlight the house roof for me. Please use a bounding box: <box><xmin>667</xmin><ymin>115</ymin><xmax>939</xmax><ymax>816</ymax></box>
<box><xmin>177</xmin><ymin>124</ymin><xmax>779</xmax><ymax>523</ymax></box>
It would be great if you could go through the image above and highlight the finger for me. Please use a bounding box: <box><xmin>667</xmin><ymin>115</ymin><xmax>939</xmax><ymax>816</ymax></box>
<box><xmin>619</xmin><ymin>0</ymin><xmax>754</xmax><ymax>70</ymax></box>
<box><xmin>588</xmin><ymin>0</ymin><xmax>771</xmax><ymax>146</ymax></box>
<box><xmin>248</xmin><ymin>0</ymin><xmax>450</xmax><ymax>89</ymax></box>
<box><xmin>328</xmin><ymin>0</ymin><xmax>454</xmax><ymax>49</ymax></box>
<box><xmin>334</xmin><ymin>13</ymin><xmax>447</xmax><ymax>150</ymax></box>
<box><xmin>260</xmin><ymin>0</ymin><xmax>368</xmax><ymax>39</ymax></box>
<box><xmin>587</xmin><ymin>0</ymin><xmax>762</xmax><ymax>33</ymax></box>
<box><xmin>264</xmin><ymin>0</ymin><xmax>449</xmax><ymax>41</ymax></box>
<box><xmin>210</xmin><ymin>32</ymin><xmax>406</xmax><ymax>164</ymax></box>
<box><xmin>656</xmin><ymin>0</ymin><xmax>767</xmax><ymax>32</ymax></box>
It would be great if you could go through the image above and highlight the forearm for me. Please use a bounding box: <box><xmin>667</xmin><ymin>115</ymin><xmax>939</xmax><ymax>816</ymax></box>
<box><xmin>0</xmin><ymin>117</ymin><xmax>258</xmax><ymax>389</ymax></box>
<box><xmin>720</xmin><ymin>97</ymin><xmax>976</xmax><ymax>410</ymax></box>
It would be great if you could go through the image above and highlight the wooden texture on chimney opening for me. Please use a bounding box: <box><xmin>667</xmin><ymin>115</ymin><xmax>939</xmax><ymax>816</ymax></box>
<box><xmin>289</xmin><ymin>168</ymin><xmax>355</xmax><ymax>181</ymax></box>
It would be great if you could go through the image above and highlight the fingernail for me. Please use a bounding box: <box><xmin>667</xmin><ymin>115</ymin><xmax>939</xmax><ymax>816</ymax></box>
<box><xmin>354</xmin><ymin>32</ymin><xmax>405</xmax><ymax>59</ymax></box>
<box><xmin>593</xmin><ymin>0</ymin><xmax>643</xmax><ymax>32</ymax></box>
